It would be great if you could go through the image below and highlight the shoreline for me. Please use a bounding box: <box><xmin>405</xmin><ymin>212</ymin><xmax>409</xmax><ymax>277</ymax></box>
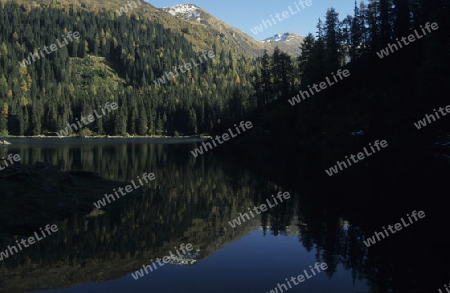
<box><xmin>0</xmin><ymin>136</ymin><xmax>208</xmax><ymax>145</ymax></box>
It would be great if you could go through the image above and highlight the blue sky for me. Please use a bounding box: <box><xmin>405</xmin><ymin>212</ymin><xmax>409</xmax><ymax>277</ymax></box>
<box><xmin>145</xmin><ymin>0</ymin><xmax>356</xmax><ymax>40</ymax></box>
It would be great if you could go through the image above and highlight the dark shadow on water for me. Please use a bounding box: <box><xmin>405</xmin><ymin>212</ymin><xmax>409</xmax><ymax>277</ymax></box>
<box><xmin>0</xmin><ymin>142</ymin><xmax>448</xmax><ymax>292</ymax></box>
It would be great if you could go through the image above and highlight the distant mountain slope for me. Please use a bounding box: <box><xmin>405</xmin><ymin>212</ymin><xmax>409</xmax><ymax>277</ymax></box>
<box><xmin>160</xmin><ymin>4</ymin><xmax>304</xmax><ymax>57</ymax></box>
<box><xmin>261</xmin><ymin>32</ymin><xmax>304</xmax><ymax>57</ymax></box>
<box><xmin>3</xmin><ymin>0</ymin><xmax>304</xmax><ymax>58</ymax></box>
<box><xmin>160</xmin><ymin>3</ymin><xmax>267</xmax><ymax>58</ymax></box>
<box><xmin>262</xmin><ymin>33</ymin><xmax>292</xmax><ymax>43</ymax></box>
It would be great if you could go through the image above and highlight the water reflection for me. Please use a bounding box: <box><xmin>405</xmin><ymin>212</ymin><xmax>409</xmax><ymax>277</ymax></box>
<box><xmin>0</xmin><ymin>142</ymin><xmax>447</xmax><ymax>293</ymax></box>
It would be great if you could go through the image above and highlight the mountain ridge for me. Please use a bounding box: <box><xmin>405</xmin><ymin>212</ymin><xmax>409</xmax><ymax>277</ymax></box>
<box><xmin>159</xmin><ymin>3</ymin><xmax>304</xmax><ymax>57</ymax></box>
<box><xmin>1</xmin><ymin>0</ymin><xmax>305</xmax><ymax>58</ymax></box>
<box><xmin>260</xmin><ymin>32</ymin><xmax>304</xmax><ymax>56</ymax></box>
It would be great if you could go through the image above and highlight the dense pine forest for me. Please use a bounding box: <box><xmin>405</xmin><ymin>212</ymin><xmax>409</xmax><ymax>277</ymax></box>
<box><xmin>0</xmin><ymin>1</ymin><xmax>257</xmax><ymax>136</ymax></box>
<box><xmin>0</xmin><ymin>0</ymin><xmax>448</xmax><ymax>141</ymax></box>
<box><xmin>230</xmin><ymin>0</ymin><xmax>450</xmax><ymax>157</ymax></box>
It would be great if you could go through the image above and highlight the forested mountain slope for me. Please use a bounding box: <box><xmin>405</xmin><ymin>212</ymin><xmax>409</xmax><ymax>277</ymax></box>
<box><xmin>0</xmin><ymin>0</ymin><xmax>260</xmax><ymax>136</ymax></box>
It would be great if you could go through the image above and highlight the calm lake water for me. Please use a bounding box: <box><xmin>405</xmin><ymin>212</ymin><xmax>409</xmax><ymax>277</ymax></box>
<box><xmin>0</xmin><ymin>140</ymin><xmax>449</xmax><ymax>293</ymax></box>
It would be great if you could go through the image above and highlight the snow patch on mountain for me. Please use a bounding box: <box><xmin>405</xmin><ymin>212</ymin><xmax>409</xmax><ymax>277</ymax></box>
<box><xmin>261</xmin><ymin>33</ymin><xmax>296</xmax><ymax>43</ymax></box>
<box><xmin>162</xmin><ymin>4</ymin><xmax>203</xmax><ymax>22</ymax></box>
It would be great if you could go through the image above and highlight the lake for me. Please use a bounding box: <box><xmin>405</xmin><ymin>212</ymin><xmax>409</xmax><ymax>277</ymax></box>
<box><xmin>0</xmin><ymin>140</ymin><xmax>448</xmax><ymax>293</ymax></box>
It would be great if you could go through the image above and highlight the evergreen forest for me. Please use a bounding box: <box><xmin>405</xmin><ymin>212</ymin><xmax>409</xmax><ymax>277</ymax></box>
<box><xmin>0</xmin><ymin>0</ymin><xmax>448</xmax><ymax>145</ymax></box>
